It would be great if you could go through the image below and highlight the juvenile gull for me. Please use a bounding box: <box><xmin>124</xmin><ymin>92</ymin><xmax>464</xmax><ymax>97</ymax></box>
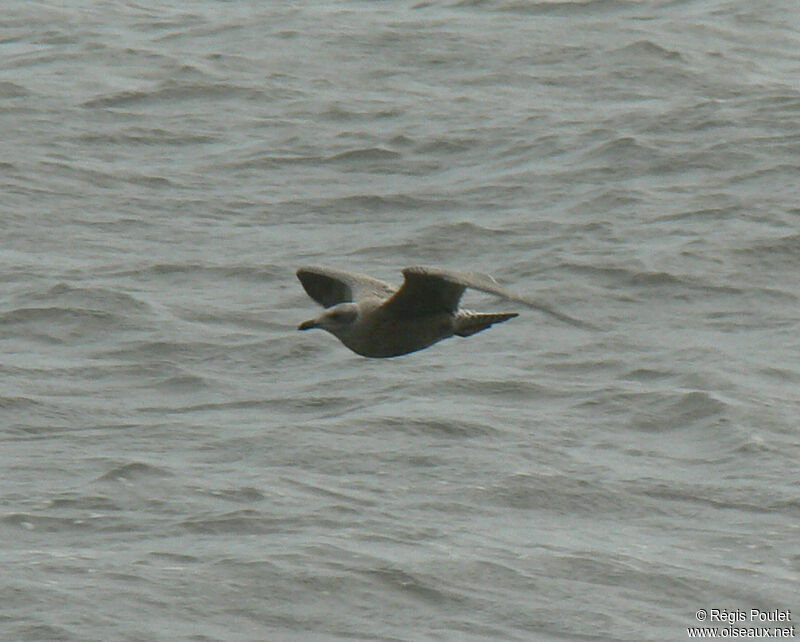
<box><xmin>297</xmin><ymin>265</ymin><xmax>590</xmax><ymax>358</ymax></box>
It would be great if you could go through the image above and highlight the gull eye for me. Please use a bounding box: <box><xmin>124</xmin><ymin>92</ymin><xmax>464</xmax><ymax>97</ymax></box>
<box><xmin>328</xmin><ymin>305</ymin><xmax>356</xmax><ymax>323</ymax></box>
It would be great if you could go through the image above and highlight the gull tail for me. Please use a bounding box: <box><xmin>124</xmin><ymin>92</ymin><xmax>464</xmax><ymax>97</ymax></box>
<box><xmin>454</xmin><ymin>311</ymin><xmax>518</xmax><ymax>337</ymax></box>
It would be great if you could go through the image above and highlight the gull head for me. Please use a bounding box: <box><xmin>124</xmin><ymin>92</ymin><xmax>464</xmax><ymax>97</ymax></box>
<box><xmin>298</xmin><ymin>302</ymin><xmax>359</xmax><ymax>336</ymax></box>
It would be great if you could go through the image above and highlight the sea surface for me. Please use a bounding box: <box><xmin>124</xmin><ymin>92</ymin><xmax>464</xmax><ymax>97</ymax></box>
<box><xmin>2</xmin><ymin>1</ymin><xmax>799</xmax><ymax>640</ymax></box>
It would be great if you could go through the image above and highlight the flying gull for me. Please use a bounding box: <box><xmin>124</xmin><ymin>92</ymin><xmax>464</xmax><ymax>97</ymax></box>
<box><xmin>297</xmin><ymin>265</ymin><xmax>591</xmax><ymax>358</ymax></box>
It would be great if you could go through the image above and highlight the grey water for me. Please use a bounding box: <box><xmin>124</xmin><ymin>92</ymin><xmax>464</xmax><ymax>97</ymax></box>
<box><xmin>2</xmin><ymin>1</ymin><xmax>799</xmax><ymax>640</ymax></box>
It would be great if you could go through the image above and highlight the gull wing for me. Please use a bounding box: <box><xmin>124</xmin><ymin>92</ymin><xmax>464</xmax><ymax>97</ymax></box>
<box><xmin>297</xmin><ymin>266</ymin><xmax>396</xmax><ymax>308</ymax></box>
<box><xmin>380</xmin><ymin>267</ymin><xmax>470</xmax><ymax>317</ymax></box>
<box><xmin>382</xmin><ymin>266</ymin><xmax>595</xmax><ymax>328</ymax></box>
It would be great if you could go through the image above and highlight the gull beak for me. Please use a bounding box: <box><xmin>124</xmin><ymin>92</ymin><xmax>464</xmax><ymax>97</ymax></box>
<box><xmin>298</xmin><ymin>318</ymin><xmax>318</xmax><ymax>331</ymax></box>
